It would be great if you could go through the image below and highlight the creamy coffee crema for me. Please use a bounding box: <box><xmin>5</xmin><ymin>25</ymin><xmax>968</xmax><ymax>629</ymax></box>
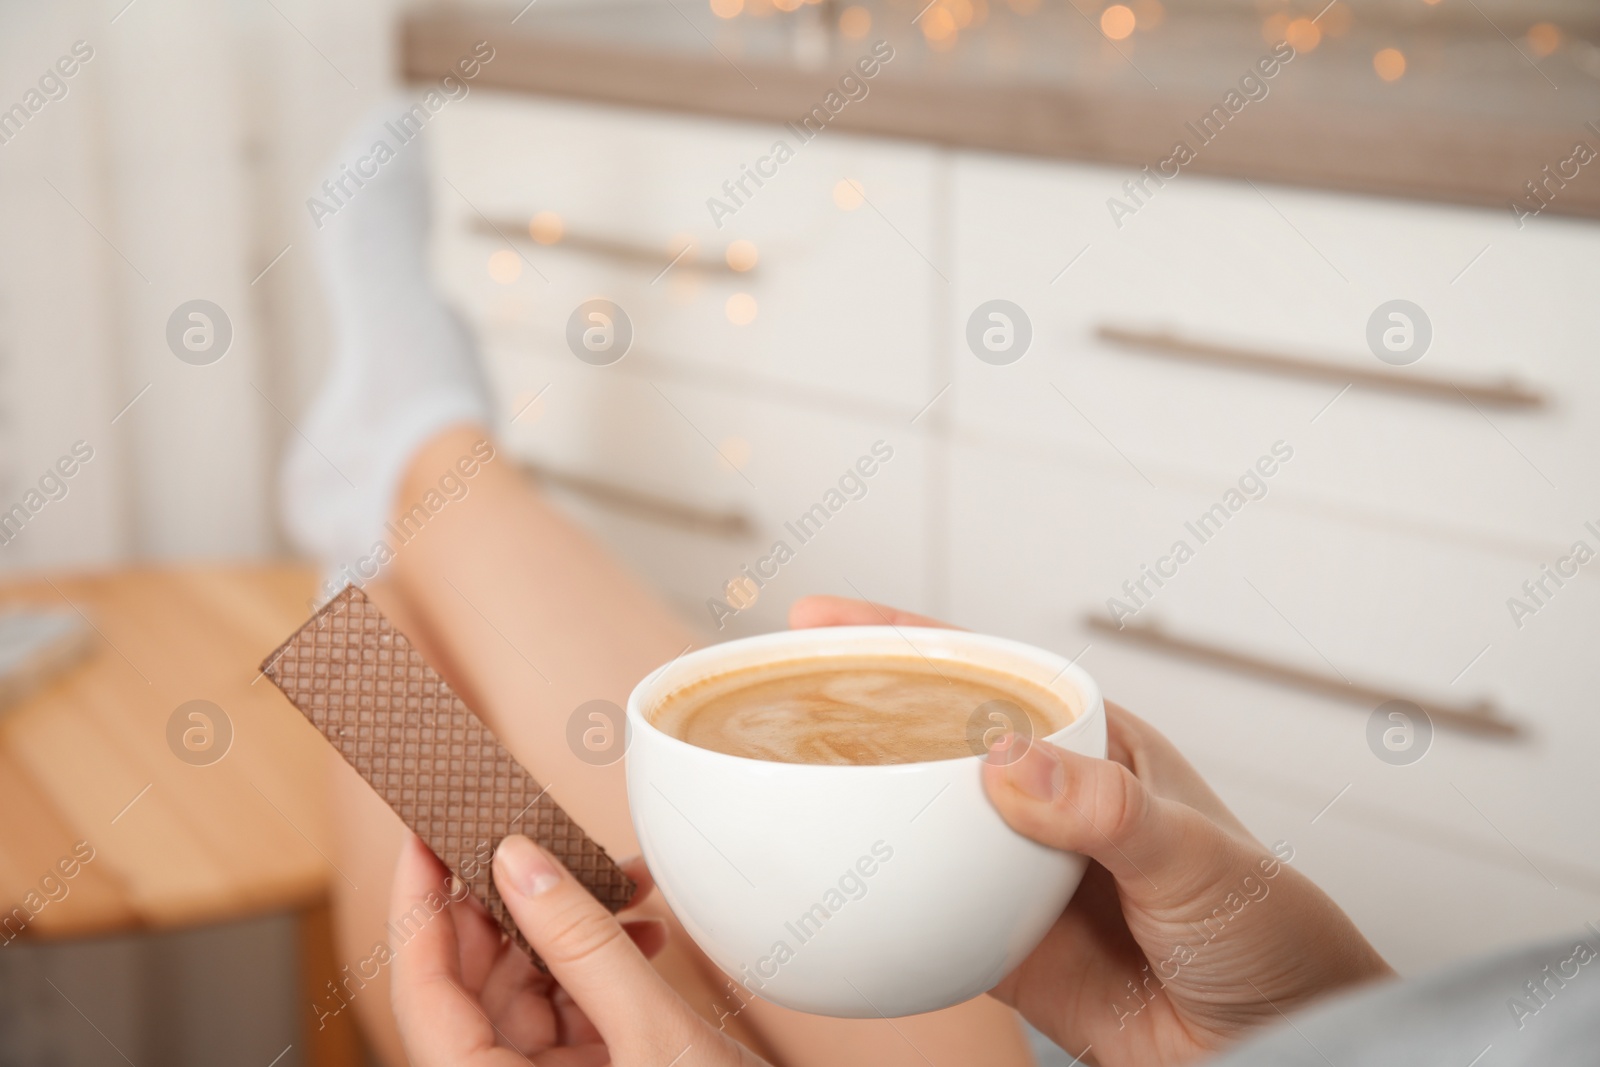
<box><xmin>650</xmin><ymin>655</ymin><xmax>1075</xmax><ymax>766</ymax></box>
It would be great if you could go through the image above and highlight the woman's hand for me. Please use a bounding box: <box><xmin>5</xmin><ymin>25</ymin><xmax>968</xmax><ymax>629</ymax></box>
<box><xmin>791</xmin><ymin>596</ymin><xmax>1393</xmax><ymax>1067</ymax></box>
<box><xmin>981</xmin><ymin>705</ymin><xmax>1392</xmax><ymax>1065</ymax></box>
<box><xmin>389</xmin><ymin>833</ymin><xmax>770</xmax><ymax>1067</ymax></box>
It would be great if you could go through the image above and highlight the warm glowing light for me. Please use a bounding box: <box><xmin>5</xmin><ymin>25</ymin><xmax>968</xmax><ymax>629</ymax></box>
<box><xmin>725</xmin><ymin>575</ymin><xmax>759</xmax><ymax>610</ymax></box>
<box><xmin>668</xmin><ymin>234</ymin><xmax>698</xmax><ymax>264</ymax></box>
<box><xmin>511</xmin><ymin>389</ymin><xmax>546</xmax><ymax>423</ymax></box>
<box><xmin>1006</xmin><ymin>0</ymin><xmax>1039</xmax><ymax>14</ymax></box>
<box><xmin>948</xmin><ymin>0</ymin><xmax>975</xmax><ymax>29</ymax></box>
<box><xmin>833</xmin><ymin>178</ymin><xmax>865</xmax><ymax>210</ymax></box>
<box><xmin>1527</xmin><ymin>22</ymin><xmax>1562</xmax><ymax>57</ymax></box>
<box><xmin>1261</xmin><ymin>13</ymin><xmax>1289</xmax><ymax>46</ymax></box>
<box><xmin>719</xmin><ymin>436</ymin><xmax>752</xmax><ymax>470</ymax></box>
<box><xmin>1285</xmin><ymin>17</ymin><xmax>1320</xmax><ymax>52</ymax></box>
<box><xmin>921</xmin><ymin>5</ymin><xmax>956</xmax><ymax>40</ymax></box>
<box><xmin>710</xmin><ymin>0</ymin><xmax>743</xmax><ymax>16</ymax></box>
<box><xmin>1320</xmin><ymin>2</ymin><xmax>1351</xmax><ymax>36</ymax></box>
<box><xmin>839</xmin><ymin>4</ymin><xmax>872</xmax><ymax>36</ymax></box>
<box><xmin>725</xmin><ymin>292</ymin><xmax>758</xmax><ymax>324</ymax></box>
<box><xmin>1100</xmin><ymin>4</ymin><xmax>1135</xmax><ymax>40</ymax></box>
<box><xmin>528</xmin><ymin>211</ymin><xmax>563</xmax><ymax>245</ymax></box>
<box><xmin>725</xmin><ymin>239</ymin><xmax>759</xmax><ymax>271</ymax></box>
<box><xmin>1131</xmin><ymin>0</ymin><xmax>1163</xmax><ymax>31</ymax></box>
<box><xmin>487</xmin><ymin>250</ymin><xmax>522</xmax><ymax>284</ymax></box>
<box><xmin>773</xmin><ymin>0</ymin><xmax>804</xmax><ymax>11</ymax></box>
<box><xmin>1373</xmin><ymin>47</ymin><xmax>1405</xmax><ymax>81</ymax></box>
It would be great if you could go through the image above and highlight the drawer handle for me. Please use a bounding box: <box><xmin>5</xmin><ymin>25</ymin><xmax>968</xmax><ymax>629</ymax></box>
<box><xmin>519</xmin><ymin>460</ymin><xmax>755</xmax><ymax>540</ymax></box>
<box><xmin>1086</xmin><ymin>615</ymin><xmax>1524</xmax><ymax>740</ymax></box>
<box><xmin>1097</xmin><ymin>325</ymin><xmax>1545</xmax><ymax>410</ymax></box>
<box><xmin>475</xmin><ymin>218</ymin><xmax>754</xmax><ymax>277</ymax></box>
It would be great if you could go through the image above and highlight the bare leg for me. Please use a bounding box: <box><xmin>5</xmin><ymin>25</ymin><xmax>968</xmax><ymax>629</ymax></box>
<box><xmin>329</xmin><ymin>424</ymin><xmax>1035</xmax><ymax>1066</ymax></box>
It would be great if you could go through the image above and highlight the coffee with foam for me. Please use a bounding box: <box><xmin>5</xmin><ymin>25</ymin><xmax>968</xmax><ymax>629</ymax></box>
<box><xmin>650</xmin><ymin>655</ymin><xmax>1074</xmax><ymax>766</ymax></box>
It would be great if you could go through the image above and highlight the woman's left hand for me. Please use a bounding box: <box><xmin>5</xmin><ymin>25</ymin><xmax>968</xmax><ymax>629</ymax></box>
<box><xmin>389</xmin><ymin>833</ymin><xmax>770</xmax><ymax>1067</ymax></box>
<box><xmin>387</xmin><ymin>834</ymin><xmax>663</xmax><ymax>1065</ymax></box>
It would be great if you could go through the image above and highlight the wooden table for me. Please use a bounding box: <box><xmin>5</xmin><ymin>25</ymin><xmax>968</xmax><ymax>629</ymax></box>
<box><xmin>0</xmin><ymin>566</ymin><xmax>361</xmax><ymax>1063</ymax></box>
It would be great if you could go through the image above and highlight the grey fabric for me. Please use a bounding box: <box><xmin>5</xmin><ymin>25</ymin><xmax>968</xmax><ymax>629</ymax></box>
<box><xmin>1209</xmin><ymin>930</ymin><xmax>1600</xmax><ymax>1066</ymax></box>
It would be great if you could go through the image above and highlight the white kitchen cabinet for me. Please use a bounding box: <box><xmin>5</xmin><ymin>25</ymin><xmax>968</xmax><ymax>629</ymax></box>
<box><xmin>1222</xmin><ymin>773</ymin><xmax>1592</xmax><ymax>978</ymax></box>
<box><xmin>477</xmin><ymin>338</ymin><xmax>934</xmax><ymax>641</ymax></box>
<box><xmin>945</xmin><ymin>438</ymin><xmax>1600</xmax><ymax>969</ymax></box>
<box><xmin>431</xmin><ymin>94</ymin><xmax>943</xmax><ymax>636</ymax></box>
<box><xmin>948</xmin><ymin>151</ymin><xmax>1600</xmax><ymax>554</ymax></box>
<box><xmin>945</xmin><ymin>151</ymin><xmax>1600</xmax><ymax>972</ymax></box>
<box><xmin>430</xmin><ymin>91</ymin><xmax>1600</xmax><ymax>977</ymax></box>
<box><xmin>432</xmin><ymin>93</ymin><xmax>942</xmax><ymax>414</ymax></box>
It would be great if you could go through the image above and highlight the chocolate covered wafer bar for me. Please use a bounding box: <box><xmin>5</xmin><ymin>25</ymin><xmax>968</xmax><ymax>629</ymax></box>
<box><xmin>260</xmin><ymin>585</ymin><xmax>633</xmax><ymax>961</ymax></box>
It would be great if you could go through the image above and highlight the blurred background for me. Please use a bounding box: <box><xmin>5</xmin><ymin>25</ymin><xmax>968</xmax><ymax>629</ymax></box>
<box><xmin>2</xmin><ymin>0</ymin><xmax>1598</xmax><ymax>1063</ymax></box>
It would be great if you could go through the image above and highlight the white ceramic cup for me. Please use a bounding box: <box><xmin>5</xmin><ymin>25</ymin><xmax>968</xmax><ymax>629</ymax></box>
<box><xmin>625</xmin><ymin>625</ymin><xmax>1107</xmax><ymax>1018</ymax></box>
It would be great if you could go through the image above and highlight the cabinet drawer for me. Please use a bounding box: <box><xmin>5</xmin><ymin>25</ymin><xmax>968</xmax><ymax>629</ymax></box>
<box><xmin>433</xmin><ymin>94</ymin><xmax>940</xmax><ymax>412</ymax></box>
<box><xmin>946</xmin><ymin>441</ymin><xmax>1600</xmax><ymax>892</ymax></box>
<box><xmin>1219</xmin><ymin>776</ymin><xmax>1594</xmax><ymax>976</ymax></box>
<box><xmin>948</xmin><ymin>152</ymin><xmax>1600</xmax><ymax>551</ymax></box>
<box><xmin>482</xmin><ymin>337</ymin><xmax>932</xmax><ymax>639</ymax></box>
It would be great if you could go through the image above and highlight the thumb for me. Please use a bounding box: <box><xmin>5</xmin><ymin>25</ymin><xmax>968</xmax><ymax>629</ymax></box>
<box><xmin>981</xmin><ymin>738</ymin><xmax>1233</xmax><ymax>901</ymax></box>
<box><xmin>493</xmin><ymin>836</ymin><xmax>702</xmax><ymax>1054</ymax></box>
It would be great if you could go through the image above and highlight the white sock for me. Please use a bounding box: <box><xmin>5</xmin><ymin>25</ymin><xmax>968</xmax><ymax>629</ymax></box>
<box><xmin>280</xmin><ymin>97</ymin><xmax>490</xmax><ymax>575</ymax></box>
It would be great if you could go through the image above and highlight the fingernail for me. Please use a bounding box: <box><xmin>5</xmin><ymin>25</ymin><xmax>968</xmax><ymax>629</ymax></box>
<box><xmin>1004</xmin><ymin>744</ymin><xmax>1063</xmax><ymax>801</ymax></box>
<box><xmin>497</xmin><ymin>835</ymin><xmax>561</xmax><ymax>897</ymax></box>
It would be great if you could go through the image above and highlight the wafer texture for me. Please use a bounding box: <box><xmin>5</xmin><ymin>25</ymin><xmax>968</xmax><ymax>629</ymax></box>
<box><xmin>260</xmin><ymin>585</ymin><xmax>634</xmax><ymax>961</ymax></box>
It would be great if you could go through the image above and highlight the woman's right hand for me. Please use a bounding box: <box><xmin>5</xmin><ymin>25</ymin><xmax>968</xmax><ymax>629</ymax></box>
<box><xmin>981</xmin><ymin>704</ymin><xmax>1393</xmax><ymax>1065</ymax></box>
<box><xmin>790</xmin><ymin>595</ymin><xmax>1393</xmax><ymax>1067</ymax></box>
